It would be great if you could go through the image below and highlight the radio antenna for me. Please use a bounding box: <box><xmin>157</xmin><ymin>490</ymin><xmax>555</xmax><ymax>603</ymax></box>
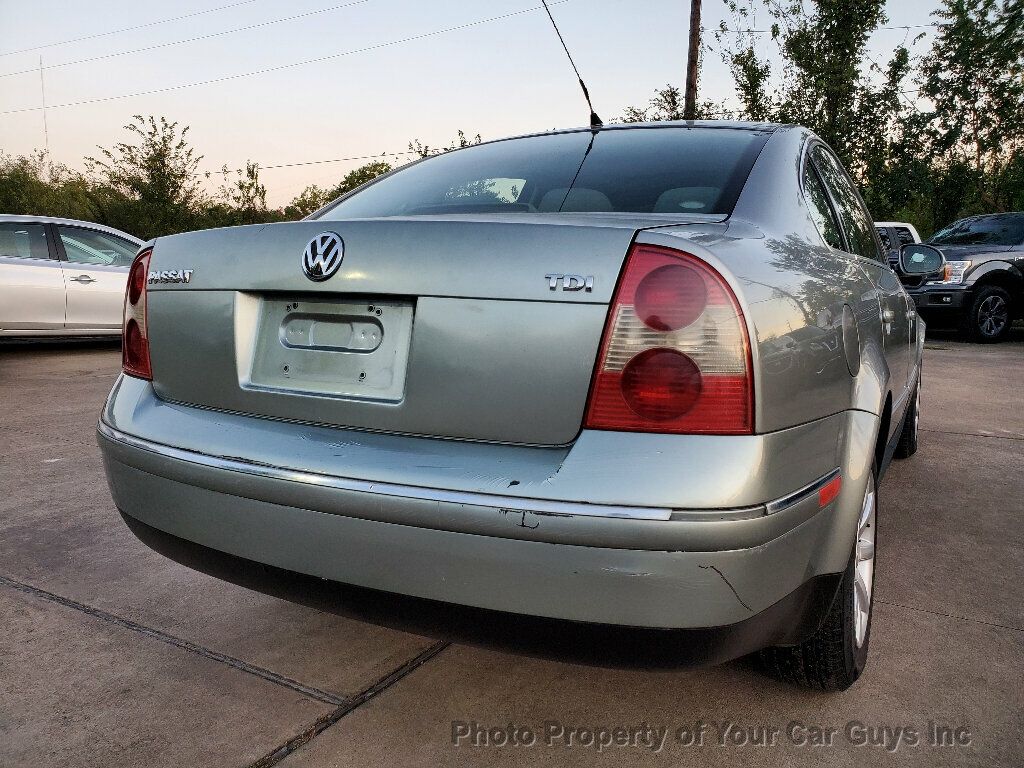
<box><xmin>539</xmin><ymin>0</ymin><xmax>602</xmax><ymax>129</ymax></box>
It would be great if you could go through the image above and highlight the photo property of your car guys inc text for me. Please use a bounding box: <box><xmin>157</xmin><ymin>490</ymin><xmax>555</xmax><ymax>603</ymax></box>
<box><xmin>1</xmin><ymin>0</ymin><xmax>1022</xmax><ymax>766</ymax></box>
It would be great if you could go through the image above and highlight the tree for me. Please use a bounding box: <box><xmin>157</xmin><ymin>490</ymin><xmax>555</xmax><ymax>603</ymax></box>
<box><xmin>0</xmin><ymin>151</ymin><xmax>95</xmax><ymax>221</ymax></box>
<box><xmin>201</xmin><ymin>161</ymin><xmax>285</xmax><ymax>228</ymax></box>
<box><xmin>327</xmin><ymin>160</ymin><xmax>392</xmax><ymax>197</ymax></box>
<box><xmin>283</xmin><ymin>159</ymin><xmax>393</xmax><ymax>219</ymax></box>
<box><xmin>86</xmin><ymin>115</ymin><xmax>209</xmax><ymax>238</ymax></box>
<box><xmin>408</xmin><ymin>130</ymin><xmax>481</xmax><ymax>158</ymax></box>
<box><xmin>714</xmin><ymin>0</ymin><xmax>894</xmax><ymax>170</ymax></box>
<box><xmin>708</xmin><ymin>0</ymin><xmax>1024</xmax><ymax>232</ymax></box>
<box><xmin>918</xmin><ymin>0</ymin><xmax>1024</xmax><ymax>212</ymax></box>
<box><xmin>284</xmin><ymin>185</ymin><xmax>332</xmax><ymax>219</ymax></box>
<box><xmin>618</xmin><ymin>84</ymin><xmax>731</xmax><ymax>122</ymax></box>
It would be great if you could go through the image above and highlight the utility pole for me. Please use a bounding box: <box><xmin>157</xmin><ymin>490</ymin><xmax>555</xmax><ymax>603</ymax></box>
<box><xmin>39</xmin><ymin>55</ymin><xmax>50</xmax><ymax>153</ymax></box>
<box><xmin>684</xmin><ymin>0</ymin><xmax>702</xmax><ymax>120</ymax></box>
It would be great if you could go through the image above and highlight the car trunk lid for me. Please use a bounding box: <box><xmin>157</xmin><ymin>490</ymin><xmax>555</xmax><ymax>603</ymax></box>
<box><xmin>145</xmin><ymin>215</ymin><xmax>723</xmax><ymax>444</ymax></box>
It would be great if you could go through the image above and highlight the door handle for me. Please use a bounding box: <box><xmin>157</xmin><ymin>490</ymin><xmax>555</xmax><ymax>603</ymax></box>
<box><xmin>69</xmin><ymin>275</ymin><xmax>96</xmax><ymax>284</ymax></box>
<box><xmin>882</xmin><ymin>308</ymin><xmax>894</xmax><ymax>334</ymax></box>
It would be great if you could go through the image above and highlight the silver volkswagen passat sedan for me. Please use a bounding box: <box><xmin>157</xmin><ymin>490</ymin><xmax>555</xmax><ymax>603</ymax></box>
<box><xmin>0</xmin><ymin>215</ymin><xmax>141</xmax><ymax>337</ymax></box>
<box><xmin>98</xmin><ymin>123</ymin><xmax>942</xmax><ymax>690</ymax></box>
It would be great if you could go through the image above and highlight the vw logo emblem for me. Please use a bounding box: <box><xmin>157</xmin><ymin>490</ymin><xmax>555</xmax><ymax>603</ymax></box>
<box><xmin>302</xmin><ymin>232</ymin><xmax>344</xmax><ymax>281</ymax></box>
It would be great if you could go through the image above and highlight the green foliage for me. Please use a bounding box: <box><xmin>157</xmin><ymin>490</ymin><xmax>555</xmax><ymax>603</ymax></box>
<box><xmin>618</xmin><ymin>84</ymin><xmax>730</xmax><ymax>122</ymax></box>
<box><xmin>283</xmin><ymin>185</ymin><xmax>333</xmax><ymax>219</ymax></box>
<box><xmin>281</xmin><ymin>160</ymin><xmax>393</xmax><ymax>219</ymax></box>
<box><xmin>327</xmin><ymin>160</ymin><xmax>393</xmax><ymax>198</ymax></box>
<box><xmin>919</xmin><ymin>0</ymin><xmax>1024</xmax><ymax>211</ymax></box>
<box><xmin>707</xmin><ymin>0</ymin><xmax>1024</xmax><ymax>234</ymax></box>
<box><xmin>714</xmin><ymin>0</ymin><xmax>892</xmax><ymax>169</ymax></box>
<box><xmin>0</xmin><ymin>151</ymin><xmax>96</xmax><ymax>222</ymax></box>
<box><xmin>0</xmin><ymin>116</ymin><xmax>405</xmax><ymax>234</ymax></box>
<box><xmin>85</xmin><ymin>115</ymin><xmax>210</xmax><ymax>238</ymax></box>
<box><xmin>408</xmin><ymin>130</ymin><xmax>482</xmax><ymax>158</ymax></box>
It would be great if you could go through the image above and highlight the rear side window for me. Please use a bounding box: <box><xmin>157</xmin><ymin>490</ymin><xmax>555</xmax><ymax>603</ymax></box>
<box><xmin>318</xmin><ymin>127</ymin><xmax>769</xmax><ymax>219</ymax></box>
<box><xmin>0</xmin><ymin>222</ymin><xmax>49</xmax><ymax>261</ymax></box>
<box><xmin>895</xmin><ymin>227</ymin><xmax>916</xmax><ymax>245</ymax></box>
<box><xmin>811</xmin><ymin>146</ymin><xmax>882</xmax><ymax>261</ymax></box>
<box><xmin>803</xmin><ymin>163</ymin><xmax>844</xmax><ymax>250</ymax></box>
<box><xmin>876</xmin><ymin>228</ymin><xmax>892</xmax><ymax>250</ymax></box>
<box><xmin>57</xmin><ymin>226</ymin><xmax>137</xmax><ymax>266</ymax></box>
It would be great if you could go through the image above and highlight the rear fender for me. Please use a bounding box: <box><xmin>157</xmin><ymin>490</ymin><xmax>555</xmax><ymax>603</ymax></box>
<box><xmin>849</xmin><ymin>326</ymin><xmax>889</xmax><ymax>419</ymax></box>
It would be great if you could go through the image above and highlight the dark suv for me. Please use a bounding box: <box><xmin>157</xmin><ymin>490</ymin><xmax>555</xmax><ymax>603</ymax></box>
<box><xmin>904</xmin><ymin>213</ymin><xmax>1024</xmax><ymax>342</ymax></box>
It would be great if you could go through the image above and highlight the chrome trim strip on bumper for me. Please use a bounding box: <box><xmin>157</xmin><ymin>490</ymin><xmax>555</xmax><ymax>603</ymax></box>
<box><xmin>98</xmin><ymin>421</ymin><xmax>680</xmax><ymax>521</ymax></box>
<box><xmin>764</xmin><ymin>467</ymin><xmax>841</xmax><ymax>516</ymax></box>
<box><xmin>99</xmin><ymin>421</ymin><xmax>837</xmax><ymax>523</ymax></box>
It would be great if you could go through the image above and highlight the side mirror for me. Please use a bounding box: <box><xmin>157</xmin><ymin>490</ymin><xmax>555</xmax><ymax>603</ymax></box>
<box><xmin>899</xmin><ymin>243</ymin><xmax>946</xmax><ymax>278</ymax></box>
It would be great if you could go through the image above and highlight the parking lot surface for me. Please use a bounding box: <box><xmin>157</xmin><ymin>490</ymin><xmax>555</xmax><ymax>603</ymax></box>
<box><xmin>1</xmin><ymin>333</ymin><xmax>1022</xmax><ymax>767</ymax></box>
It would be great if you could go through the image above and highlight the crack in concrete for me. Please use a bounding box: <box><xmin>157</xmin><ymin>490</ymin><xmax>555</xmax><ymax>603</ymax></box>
<box><xmin>920</xmin><ymin>427</ymin><xmax>1024</xmax><ymax>442</ymax></box>
<box><xmin>875</xmin><ymin>598</ymin><xmax>1024</xmax><ymax>633</ymax></box>
<box><xmin>0</xmin><ymin>574</ymin><xmax>349</xmax><ymax>706</ymax></box>
<box><xmin>248</xmin><ymin>640</ymin><xmax>449</xmax><ymax>768</ymax></box>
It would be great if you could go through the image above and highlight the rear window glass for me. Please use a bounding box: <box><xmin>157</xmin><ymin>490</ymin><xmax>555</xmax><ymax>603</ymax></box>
<box><xmin>317</xmin><ymin>127</ymin><xmax>769</xmax><ymax>219</ymax></box>
<box><xmin>0</xmin><ymin>222</ymin><xmax>49</xmax><ymax>260</ymax></box>
<box><xmin>895</xmin><ymin>227</ymin><xmax>916</xmax><ymax>245</ymax></box>
<box><xmin>930</xmin><ymin>215</ymin><xmax>1024</xmax><ymax>246</ymax></box>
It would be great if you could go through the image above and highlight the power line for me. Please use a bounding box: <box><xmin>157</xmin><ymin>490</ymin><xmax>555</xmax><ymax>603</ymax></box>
<box><xmin>0</xmin><ymin>1</ymin><xmax>573</xmax><ymax>116</ymax></box>
<box><xmin>0</xmin><ymin>0</ymin><xmax>373</xmax><ymax>80</ymax></box>
<box><xmin>0</xmin><ymin>0</ymin><xmax>263</xmax><ymax>58</ymax></box>
<box><xmin>261</xmin><ymin>151</ymin><xmax>416</xmax><ymax>170</ymax></box>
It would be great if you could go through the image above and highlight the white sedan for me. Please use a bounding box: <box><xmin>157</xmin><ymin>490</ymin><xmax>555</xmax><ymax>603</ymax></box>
<box><xmin>0</xmin><ymin>215</ymin><xmax>142</xmax><ymax>337</ymax></box>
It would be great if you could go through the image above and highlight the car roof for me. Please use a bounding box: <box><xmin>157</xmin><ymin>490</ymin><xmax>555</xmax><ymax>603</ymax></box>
<box><xmin>0</xmin><ymin>214</ymin><xmax>142</xmax><ymax>244</ymax></box>
<box><xmin>950</xmin><ymin>212</ymin><xmax>1024</xmax><ymax>222</ymax></box>
<box><xmin>454</xmin><ymin>120</ymin><xmax>788</xmax><ymax>151</ymax></box>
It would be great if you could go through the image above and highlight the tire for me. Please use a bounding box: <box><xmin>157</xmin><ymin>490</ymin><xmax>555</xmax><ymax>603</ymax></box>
<box><xmin>759</xmin><ymin>471</ymin><xmax>877</xmax><ymax>691</ymax></box>
<box><xmin>893</xmin><ymin>376</ymin><xmax>920</xmax><ymax>459</ymax></box>
<box><xmin>962</xmin><ymin>285</ymin><xmax>1012</xmax><ymax>343</ymax></box>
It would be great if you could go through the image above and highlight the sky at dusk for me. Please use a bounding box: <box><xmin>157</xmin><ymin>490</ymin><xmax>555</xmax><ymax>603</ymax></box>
<box><xmin>0</xmin><ymin>0</ymin><xmax>943</xmax><ymax>206</ymax></box>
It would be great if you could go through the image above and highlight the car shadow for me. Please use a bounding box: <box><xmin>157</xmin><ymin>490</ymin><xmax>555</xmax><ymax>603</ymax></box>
<box><xmin>0</xmin><ymin>337</ymin><xmax>121</xmax><ymax>351</ymax></box>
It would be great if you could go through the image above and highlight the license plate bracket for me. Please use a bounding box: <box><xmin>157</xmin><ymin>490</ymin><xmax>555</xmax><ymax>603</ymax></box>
<box><xmin>245</xmin><ymin>296</ymin><xmax>414</xmax><ymax>402</ymax></box>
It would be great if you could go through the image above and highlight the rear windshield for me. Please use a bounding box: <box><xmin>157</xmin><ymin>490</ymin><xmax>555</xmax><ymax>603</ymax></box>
<box><xmin>930</xmin><ymin>215</ymin><xmax>1024</xmax><ymax>246</ymax></box>
<box><xmin>316</xmin><ymin>127</ymin><xmax>769</xmax><ymax>219</ymax></box>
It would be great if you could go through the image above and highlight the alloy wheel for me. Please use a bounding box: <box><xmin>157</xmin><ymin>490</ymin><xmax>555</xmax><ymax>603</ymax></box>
<box><xmin>978</xmin><ymin>295</ymin><xmax>1008</xmax><ymax>337</ymax></box>
<box><xmin>912</xmin><ymin>383</ymin><xmax>920</xmax><ymax>441</ymax></box>
<box><xmin>853</xmin><ymin>482</ymin><xmax>876</xmax><ymax>648</ymax></box>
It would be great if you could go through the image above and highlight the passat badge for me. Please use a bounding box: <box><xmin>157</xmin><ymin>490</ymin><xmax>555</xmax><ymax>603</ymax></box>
<box><xmin>303</xmin><ymin>232</ymin><xmax>344</xmax><ymax>281</ymax></box>
<box><xmin>148</xmin><ymin>269</ymin><xmax>193</xmax><ymax>284</ymax></box>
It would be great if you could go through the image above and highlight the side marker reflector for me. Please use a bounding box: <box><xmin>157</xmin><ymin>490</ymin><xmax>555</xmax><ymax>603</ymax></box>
<box><xmin>818</xmin><ymin>474</ymin><xmax>843</xmax><ymax>508</ymax></box>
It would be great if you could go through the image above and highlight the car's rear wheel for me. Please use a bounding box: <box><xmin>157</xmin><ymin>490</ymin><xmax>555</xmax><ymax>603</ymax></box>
<box><xmin>894</xmin><ymin>376</ymin><xmax>920</xmax><ymax>459</ymax></box>
<box><xmin>760</xmin><ymin>471</ymin><xmax>876</xmax><ymax>690</ymax></box>
<box><xmin>963</xmin><ymin>285</ymin><xmax>1012</xmax><ymax>343</ymax></box>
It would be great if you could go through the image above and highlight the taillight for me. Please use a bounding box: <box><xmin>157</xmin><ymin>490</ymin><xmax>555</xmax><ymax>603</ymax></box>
<box><xmin>584</xmin><ymin>243</ymin><xmax>753</xmax><ymax>434</ymax></box>
<box><xmin>123</xmin><ymin>248</ymin><xmax>152</xmax><ymax>380</ymax></box>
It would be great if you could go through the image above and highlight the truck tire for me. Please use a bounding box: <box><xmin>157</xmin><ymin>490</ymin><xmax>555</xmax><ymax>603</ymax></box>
<box><xmin>962</xmin><ymin>285</ymin><xmax>1012</xmax><ymax>342</ymax></box>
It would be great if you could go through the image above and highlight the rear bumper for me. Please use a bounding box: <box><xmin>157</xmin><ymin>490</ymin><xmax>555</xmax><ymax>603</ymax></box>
<box><xmin>98</xmin><ymin>376</ymin><xmax>878</xmax><ymax>638</ymax></box>
<box><xmin>120</xmin><ymin>511</ymin><xmax>843</xmax><ymax>666</ymax></box>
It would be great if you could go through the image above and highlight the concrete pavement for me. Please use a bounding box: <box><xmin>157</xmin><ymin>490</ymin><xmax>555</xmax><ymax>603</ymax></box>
<box><xmin>1</xmin><ymin>332</ymin><xmax>1021</xmax><ymax>766</ymax></box>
